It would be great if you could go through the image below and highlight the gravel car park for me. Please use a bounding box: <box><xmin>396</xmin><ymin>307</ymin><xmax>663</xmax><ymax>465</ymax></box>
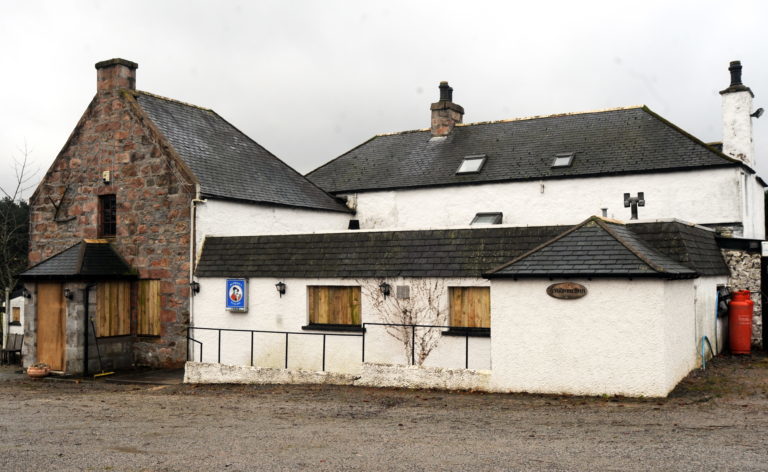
<box><xmin>0</xmin><ymin>354</ymin><xmax>767</xmax><ymax>471</ymax></box>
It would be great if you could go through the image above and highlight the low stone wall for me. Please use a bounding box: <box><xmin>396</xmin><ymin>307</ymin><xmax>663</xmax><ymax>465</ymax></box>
<box><xmin>184</xmin><ymin>361</ymin><xmax>492</xmax><ymax>392</ymax></box>
<box><xmin>184</xmin><ymin>362</ymin><xmax>359</xmax><ymax>386</ymax></box>
<box><xmin>722</xmin><ymin>249</ymin><xmax>762</xmax><ymax>347</ymax></box>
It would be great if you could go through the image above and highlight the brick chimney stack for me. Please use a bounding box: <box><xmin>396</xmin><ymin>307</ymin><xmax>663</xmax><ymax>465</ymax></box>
<box><xmin>720</xmin><ymin>60</ymin><xmax>755</xmax><ymax>167</ymax></box>
<box><xmin>430</xmin><ymin>81</ymin><xmax>464</xmax><ymax>137</ymax></box>
<box><xmin>95</xmin><ymin>58</ymin><xmax>138</xmax><ymax>94</ymax></box>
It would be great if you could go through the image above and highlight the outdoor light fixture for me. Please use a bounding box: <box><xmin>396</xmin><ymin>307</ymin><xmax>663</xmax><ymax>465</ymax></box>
<box><xmin>379</xmin><ymin>282</ymin><xmax>391</xmax><ymax>298</ymax></box>
<box><xmin>63</xmin><ymin>288</ymin><xmax>74</xmax><ymax>300</ymax></box>
<box><xmin>189</xmin><ymin>281</ymin><xmax>200</xmax><ymax>295</ymax></box>
<box><xmin>275</xmin><ymin>281</ymin><xmax>286</xmax><ymax>297</ymax></box>
<box><xmin>22</xmin><ymin>288</ymin><xmax>32</xmax><ymax>299</ymax></box>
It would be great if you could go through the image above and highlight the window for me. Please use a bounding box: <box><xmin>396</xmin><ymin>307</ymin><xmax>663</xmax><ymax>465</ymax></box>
<box><xmin>137</xmin><ymin>280</ymin><xmax>161</xmax><ymax>336</ymax></box>
<box><xmin>456</xmin><ymin>155</ymin><xmax>487</xmax><ymax>174</ymax></box>
<box><xmin>96</xmin><ymin>281</ymin><xmax>131</xmax><ymax>337</ymax></box>
<box><xmin>11</xmin><ymin>307</ymin><xmax>20</xmax><ymax>325</ymax></box>
<box><xmin>470</xmin><ymin>212</ymin><xmax>503</xmax><ymax>225</ymax></box>
<box><xmin>448</xmin><ymin>287</ymin><xmax>490</xmax><ymax>336</ymax></box>
<box><xmin>552</xmin><ymin>152</ymin><xmax>575</xmax><ymax>168</ymax></box>
<box><xmin>99</xmin><ymin>194</ymin><xmax>117</xmax><ymax>237</ymax></box>
<box><xmin>305</xmin><ymin>286</ymin><xmax>362</xmax><ymax>331</ymax></box>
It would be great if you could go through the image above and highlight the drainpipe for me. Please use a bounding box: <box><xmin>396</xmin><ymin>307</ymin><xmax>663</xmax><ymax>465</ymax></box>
<box><xmin>83</xmin><ymin>283</ymin><xmax>97</xmax><ymax>377</ymax></box>
<box><xmin>189</xmin><ymin>184</ymin><xmax>204</xmax><ymax>361</ymax></box>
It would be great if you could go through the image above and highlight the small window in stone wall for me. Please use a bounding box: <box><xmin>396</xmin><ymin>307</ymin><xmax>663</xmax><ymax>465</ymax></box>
<box><xmin>99</xmin><ymin>194</ymin><xmax>117</xmax><ymax>237</ymax></box>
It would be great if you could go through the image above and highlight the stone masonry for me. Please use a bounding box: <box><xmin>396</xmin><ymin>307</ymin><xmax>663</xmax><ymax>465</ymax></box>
<box><xmin>28</xmin><ymin>60</ymin><xmax>196</xmax><ymax>367</ymax></box>
<box><xmin>722</xmin><ymin>249</ymin><xmax>762</xmax><ymax>347</ymax></box>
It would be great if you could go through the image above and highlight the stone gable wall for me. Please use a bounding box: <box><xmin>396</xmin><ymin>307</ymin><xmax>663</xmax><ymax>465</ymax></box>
<box><xmin>28</xmin><ymin>89</ymin><xmax>196</xmax><ymax>367</ymax></box>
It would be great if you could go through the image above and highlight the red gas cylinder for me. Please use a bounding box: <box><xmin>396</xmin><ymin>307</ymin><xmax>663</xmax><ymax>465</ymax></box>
<box><xmin>728</xmin><ymin>290</ymin><xmax>754</xmax><ymax>355</ymax></box>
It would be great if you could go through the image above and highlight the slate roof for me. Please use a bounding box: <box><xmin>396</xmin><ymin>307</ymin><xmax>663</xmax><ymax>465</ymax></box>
<box><xmin>21</xmin><ymin>240</ymin><xmax>135</xmax><ymax>279</ymax></box>
<box><xmin>486</xmin><ymin>218</ymin><xmax>699</xmax><ymax>279</ymax></box>
<box><xmin>196</xmin><ymin>226</ymin><xmax>567</xmax><ymax>278</ymax></box>
<box><xmin>195</xmin><ymin>218</ymin><xmax>727</xmax><ymax>279</ymax></box>
<box><xmin>306</xmin><ymin>107</ymin><xmax>742</xmax><ymax>194</ymax></box>
<box><xmin>135</xmin><ymin>92</ymin><xmax>348</xmax><ymax>213</ymax></box>
<box><xmin>627</xmin><ymin>221</ymin><xmax>730</xmax><ymax>276</ymax></box>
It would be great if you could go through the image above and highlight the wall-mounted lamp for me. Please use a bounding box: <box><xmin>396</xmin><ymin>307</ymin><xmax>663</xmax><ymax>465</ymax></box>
<box><xmin>379</xmin><ymin>282</ymin><xmax>391</xmax><ymax>298</ymax></box>
<box><xmin>189</xmin><ymin>281</ymin><xmax>200</xmax><ymax>295</ymax></box>
<box><xmin>275</xmin><ymin>281</ymin><xmax>286</xmax><ymax>297</ymax></box>
<box><xmin>64</xmin><ymin>288</ymin><xmax>74</xmax><ymax>300</ymax></box>
<box><xmin>22</xmin><ymin>288</ymin><xmax>32</xmax><ymax>299</ymax></box>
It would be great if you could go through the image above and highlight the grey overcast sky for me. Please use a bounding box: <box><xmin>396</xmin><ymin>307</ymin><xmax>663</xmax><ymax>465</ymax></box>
<box><xmin>1</xmin><ymin>0</ymin><xmax>767</xmax><ymax>199</ymax></box>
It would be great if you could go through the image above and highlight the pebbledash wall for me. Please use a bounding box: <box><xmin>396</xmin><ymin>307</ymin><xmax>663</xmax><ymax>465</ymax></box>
<box><xmin>490</xmin><ymin>276</ymin><xmax>725</xmax><ymax>397</ymax></box>
<box><xmin>27</xmin><ymin>73</ymin><xmax>196</xmax><ymax>367</ymax></box>
<box><xmin>342</xmin><ymin>167</ymin><xmax>765</xmax><ymax>239</ymax></box>
<box><xmin>189</xmin><ymin>277</ymin><xmax>491</xmax><ymax>374</ymax></box>
<box><xmin>8</xmin><ymin>295</ymin><xmax>24</xmax><ymax>336</ymax></box>
<box><xmin>187</xmin><ymin>275</ymin><xmax>726</xmax><ymax>397</ymax></box>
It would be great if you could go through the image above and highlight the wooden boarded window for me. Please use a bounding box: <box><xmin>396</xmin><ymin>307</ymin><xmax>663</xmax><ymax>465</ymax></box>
<box><xmin>449</xmin><ymin>287</ymin><xmax>490</xmax><ymax>329</ymax></box>
<box><xmin>96</xmin><ymin>281</ymin><xmax>131</xmax><ymax>337</ymax></box>
<box><xmin>137</xmin><ymin>280</ymin><xmax>161</xmax><ymax>336</ymax></box>
<box><xmin>308</xmin><ymin>286</ymin><xmax>361</xmax><ymax>326</ymax></box>
<box><xmin>11</xmin><ymin>307</ymin><xmax>20</xmax><ymax>323</ymax></box>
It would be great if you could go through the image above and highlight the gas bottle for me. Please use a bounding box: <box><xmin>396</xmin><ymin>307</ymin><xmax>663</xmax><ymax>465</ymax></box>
<box><xmin>728</xmin><ymin>290</ymin><xmax>754</xmax><ymax>355</ymax></box>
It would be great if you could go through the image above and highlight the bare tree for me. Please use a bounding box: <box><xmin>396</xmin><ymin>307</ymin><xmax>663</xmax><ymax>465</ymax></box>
<box><xmin>0</xmin><ymin>146</ymin><xmax>36</xmax><ymax>345</ymax></box>
<box><xmin>361</xmin><ymin>278</ymin><xmax>448</xmax><ymax>365</ymax></box>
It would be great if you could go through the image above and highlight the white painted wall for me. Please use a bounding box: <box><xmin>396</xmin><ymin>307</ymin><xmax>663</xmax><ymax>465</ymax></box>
<box><xmin>8</xmin><ymin>295</ymin><xmax>24</xmax><ymax>335</ymax></box>
<box><xmin>194</xmin><ymin>198</ymin><xmax>351</xmax><ymax>250</ymax></box>
<box><xmin>343</xmin><ymin>167</ymin><xmax>764</xmax><ymax>239</ymax></box>
<box><xmin>741</xmin><ymin>172</ymin><xmax>765</xmax><ymax>239</ymax></box>
<box><xmin>489</xmin><ymin>278</ymin><xmax>701</xmax><ymax>397</ymax></box>
<box><xmin>191</xmin><ymin>277</ymin><xmax>491</xmax><ymax>375</ymax></box>
<box><xmin>722</xmin><ymin>90</ymin><xmax>755</xmax><ymax>168</ymax></box>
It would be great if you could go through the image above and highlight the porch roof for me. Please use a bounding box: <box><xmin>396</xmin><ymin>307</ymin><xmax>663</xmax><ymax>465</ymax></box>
<box><xmin>20</xmin><ymin>240</ymin><xmax>135</xmax><ymax>279</ymax></box>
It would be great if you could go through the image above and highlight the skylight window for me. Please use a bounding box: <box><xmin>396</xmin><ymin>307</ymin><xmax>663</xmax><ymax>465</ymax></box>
<box><xmin>456</xmin><ymin>155</ymin><xmax>487</xmax><ymax>174</ymax></box>
<box><xmin>470</xmin><ymin>212</ymin><xmax>503</xmax><ymax>225</ymax></box>
<box><xmin>552</xmin><ymin>152</ymin><xmax>575</xmax><ymax>168</ymax></box>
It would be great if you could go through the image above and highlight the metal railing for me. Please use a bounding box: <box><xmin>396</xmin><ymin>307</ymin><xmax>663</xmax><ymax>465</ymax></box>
<box><xmin>187</xmin><ymin>326</ymin><xmax>363</xmax><ymax>371</ymax></box>
<box><xmin>362</xmin><ymin>322</ymin><xmax>488</xmax><ymax>369</ymax></box>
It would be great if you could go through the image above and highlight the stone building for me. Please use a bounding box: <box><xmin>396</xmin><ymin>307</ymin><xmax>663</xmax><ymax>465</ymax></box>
<box><xmin>21</xmin><ymin>59</ymin><xmax>349</xmax><ymax>374</ymax></box>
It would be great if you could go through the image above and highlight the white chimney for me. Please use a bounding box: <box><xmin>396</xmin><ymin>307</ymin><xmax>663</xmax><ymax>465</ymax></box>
<box><xmin>720</xmin><ymin>60</ymin><xmax>756</xmax><ymax>167</ymax></box>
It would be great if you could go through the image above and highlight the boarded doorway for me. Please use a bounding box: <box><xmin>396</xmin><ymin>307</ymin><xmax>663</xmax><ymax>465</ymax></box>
<box><xmin>37</xmin><ymin>283</ymin><xmax>65</xmax><ymax>371</ymax></box>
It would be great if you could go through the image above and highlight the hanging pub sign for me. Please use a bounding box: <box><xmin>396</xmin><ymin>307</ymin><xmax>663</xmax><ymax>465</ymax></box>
<box><xmin>226</xmin><ymin>278</ymin><xmax>248</xmax><ymax>312</ymax></box>
<box><xmin>546</xmin><ymin>282</ymin><xmax>587</xmax><ymax>300</ymax></box>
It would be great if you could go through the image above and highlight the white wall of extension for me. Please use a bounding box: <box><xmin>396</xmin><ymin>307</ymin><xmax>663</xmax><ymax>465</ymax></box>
<box><xmin>489</xmin><ymin>276</ymin><xmax>726</xmax><ymax>397</ymax></box>
<box><xmin>191</xmin><ymin>277</ymin><xmax>491</xmax><ymax>375</ymax></box>
<box><xmin>8</xmin><ymin>295</ymin><xmax>24</xmax><ymax>336</ymax></box>
<box><xmin>194</xmin><ymin>198</ymin><xmax>351</xmax><ymax>250</ymax></box>
<box><xmin>342</xmin><ymin>167</ymin><xmax>765</xmax><ymax>239</ymax></box>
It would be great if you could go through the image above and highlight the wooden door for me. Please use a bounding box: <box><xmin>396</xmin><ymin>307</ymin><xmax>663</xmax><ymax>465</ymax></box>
<box><xmin>37</xmin><ymin>283</ymin><xmax>65</xmax><ymax>371</ymax></box>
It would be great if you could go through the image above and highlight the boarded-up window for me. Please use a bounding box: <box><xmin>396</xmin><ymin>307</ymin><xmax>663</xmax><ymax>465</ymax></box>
<box><xmin>137</xmin><ymin>280</ymin><xmax>161</xmax><ymax>336</ymax></box>
<box><xmin>96</xmin><ymin>281</ymin><xmax>131</xmax><ymax>337</ymax></box>
<box><xmin>449</xmin><ymin>287</ymin><xmax>490</xmax><ymax>328</ymax></box>
<box><xmin>11</xmin><ymin>307</ymin><xmax>20</xmax><ymax>323</ymax></box>
<box><xmin>308</xmin><ymin>286</ymin><xmax>361</xmax><ymax>326</ymax></box>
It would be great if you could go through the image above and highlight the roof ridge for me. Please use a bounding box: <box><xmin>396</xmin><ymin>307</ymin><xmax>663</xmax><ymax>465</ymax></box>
<box><xmin>371</xmin><ymin>106</ymin><xmax>645</xmax><ymax>137</ymax></box>
<box><xmin>484</xmin><ymin>216</ymin><xmax>601</xmax><ymax>275</ymax></box>
<box><xmin>134</xmin><ymin>90</ymin><xmax>213</xmax><ymax>112</ymax></box>
<box><xmin>595</xmin><ymin>219</ymin><xmax>678</xmax><ymax>273</ymax></box>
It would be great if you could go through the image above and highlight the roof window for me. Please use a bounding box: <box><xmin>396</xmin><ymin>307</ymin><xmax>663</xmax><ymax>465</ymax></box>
<box><xmin>470</xmin><ymin>212</ymin><xmax>503</xmax><ymax>225</ymax></box>
<box><xmin>552</xmin><ymin>152</ymin><xmax>575</xmax><ymax>168</ymax></box>
<box><xmin>456</xmin><ymin>154</ymin><xmax>487</xmax><ymax>174</ymax></box>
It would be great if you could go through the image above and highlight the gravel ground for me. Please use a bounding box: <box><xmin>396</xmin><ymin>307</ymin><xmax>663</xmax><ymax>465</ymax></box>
<box><xmin>0</xmin><ymin>354</ymin><xmax>767</xmax><ymax>471</ymax></box>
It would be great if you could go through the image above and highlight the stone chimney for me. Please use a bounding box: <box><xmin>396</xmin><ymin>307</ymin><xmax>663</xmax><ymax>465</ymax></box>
<box><xmin>430</xmin><ymin>81</ymin><xmax>464</xmax><ymax>137</ymax></box>
<box><xmin>720</xmin><ymin>60</ymin><xmax>755</xmax><ymax>167</ymax></box>
<box><xmin>95</xmin><ymin>58</ymin><xmax>138</xmax><ymax>94</ymax></box>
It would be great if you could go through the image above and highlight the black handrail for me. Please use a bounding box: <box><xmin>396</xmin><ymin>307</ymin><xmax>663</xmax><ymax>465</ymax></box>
<box><xmin>186</xmin><ymin>332</ymin><xmax>203</xmax><ymax>362</ymax></box>
<box><xmin>188</xmin><ymin>326</ymin><xmax>362</xmax><ymax>372</ymax></box>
